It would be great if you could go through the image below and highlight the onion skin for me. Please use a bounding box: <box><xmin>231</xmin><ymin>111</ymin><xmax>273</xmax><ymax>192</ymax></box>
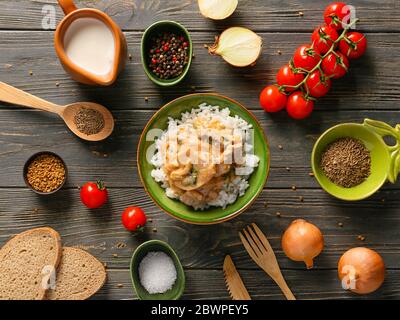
<box><xmin>281</xmin><ymin>219</ymin><xmax>324</xmax><ymax>269</ymax></box>
<box><xmin>338</xmin><ymin>247</ymin><xmax>385</xmax><ymax>295</ymax></box>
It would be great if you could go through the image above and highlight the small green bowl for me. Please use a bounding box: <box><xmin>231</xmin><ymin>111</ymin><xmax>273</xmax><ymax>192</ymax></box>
<box><xmin>312</xmin><ymin>119</ymin><xmax>400</xmax><ymax>201</ymax></box>
<box><xmin>137</xmin><ymin>93</ymin><xmax>270</xmax><ymax>225</ymax></box>
<box><xmin>130</xmin><ymin>240</ymin><xmax>185</xmax><ymax>300</ymax></box>
<box><xmin>141</xmin><ymin>20</ymin><xmax>193</xmax><ymax>87</ymax></box>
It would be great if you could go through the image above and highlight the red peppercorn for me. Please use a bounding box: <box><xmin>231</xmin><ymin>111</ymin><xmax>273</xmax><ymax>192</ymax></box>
<box><xmin>163</xmin><ymin>45</ymin><xmax>169</xmax><ymax>51</ymax></box>
<box><xmin>156</xmin><ymin>49</ymin><xmax>160</xmax><ymax>53</ymax></box>
<box><xmin>183</xmin><ymin>42</ymin><xmax>188</xmax><ymax>48</ymax></box>
<box><xmin>151</xmin><ymin>59</ymin><xmax>157</xmax><ymax>64</ymax></box>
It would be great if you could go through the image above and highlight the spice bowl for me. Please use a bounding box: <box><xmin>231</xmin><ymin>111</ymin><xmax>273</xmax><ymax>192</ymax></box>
<box><xmin>130</xmin><ymin>240</ymin><xmax>185</xmax><ymax>300</ymax></box>
<box><xmin>23</xmin><ymin>151</ymin><xmax>68</xmax><ymax>195</ymax></box>
<box><xmin>141</xmin><ymin>20</ymin><xmax>193</xmax><ymax>87</ymax></box>
<box><xmin>311</xmin><ymin>119</ymin><xmax>400</xmax><ymax>201</ymax></box>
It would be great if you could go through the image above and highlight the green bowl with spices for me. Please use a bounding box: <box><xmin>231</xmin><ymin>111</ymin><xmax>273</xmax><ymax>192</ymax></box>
<box><xmin>141</xmin><ymin>20</ymin><xmax>193</xmax><ymax>87</ymax></box>
<box><xmin>137</xmin><ymin>93</ymin><xmax>269</xmax><ymax>225</ymax></box>
<box><xmin>312</xmin><ymin>119</ymin><xmax>400</xmax><ymax>201</ymax></box>
<box><xmin>130</xmin><ymin>240</ymin><xmax>185</xmax><ymax>300</ymax></box>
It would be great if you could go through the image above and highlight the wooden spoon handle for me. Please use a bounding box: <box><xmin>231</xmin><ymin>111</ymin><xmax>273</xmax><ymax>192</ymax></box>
<box><xmin>273</xmin><ymin>274</ymin><xmax>296</xmax><ymax>300</ymax></box>
<box><xmin>0</xmin><ymin>82</ymin><xmax>61</xmax><ymax>114</ymax></box>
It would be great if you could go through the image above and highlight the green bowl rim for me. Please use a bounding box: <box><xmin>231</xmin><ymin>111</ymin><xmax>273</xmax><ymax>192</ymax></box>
<box><xmin>137</xmin><ymin>93</ymin><xmax>270</xmax><ymax>225</ymax></box>
<box><xmin>129</xmin><ymin>239</ymin><xmax>186</xmax><ymax>300</ymax></box>
<box><xmin>141</xmin><ymin>20</ymin><xmax>193</xmax><ymax>87</ymax></box>
<box><xmin>311</xmin><ymin>122</ymin><xmax>389</xmax><ymax>201</ymax></box>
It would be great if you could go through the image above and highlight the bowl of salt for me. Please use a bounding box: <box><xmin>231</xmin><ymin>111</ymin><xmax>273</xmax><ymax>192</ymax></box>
<box><xmin>130</xmin><ymin>240</ymin><xmax>185</xmax><ymax>300</ymax></box>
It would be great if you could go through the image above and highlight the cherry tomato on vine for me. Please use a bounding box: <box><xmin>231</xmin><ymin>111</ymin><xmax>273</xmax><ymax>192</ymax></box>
<box><xmin>293</xmin><ymin>44</ymin><xmax>321</xmax><ymax>72</ymax></box>
<box><xmin>305</xmin><ymin>70</ymin><xmax>332</xmax><ymax>98</ymax></box>
<box><xmin>80</xmin><ymin>181</ymin><xmax>108</xmax><ymax>209</ymax></box>
<box><xmin>259</xmin><ymin>85</ymin><xmax>287</xmax><ymax>113</ymax></box>
<box><xmin>339</xmin><ymin>32</ymin><xmax>367</xmax><ymax>59</ymax></box>
<box><xmin>324</xmin><ymin>2</ymin><xmax>351</xmax><ymax>30</ymax></box>
<box><xmin>311</xmin><ymin>25</ymin><xmax>339</xmax><ymax>54</ymax></box>
<box><xmin>286</xmin><ymin>92</ymin><xmax>314</xmax><ymax>120</ymax></box>
<box><xmin>276</xmin><ymin>64</ymin><xmax>305</xmax><ymax>92</ymax></box>
<box><xmin>121</xmin><ymin>206</ymin><xmax>147</xmax><ymax>231</ymax></box>
<box><xmin>321</xmin><ymin>51</ymin><xmax>349</xmax><ymax>79</ymax></box>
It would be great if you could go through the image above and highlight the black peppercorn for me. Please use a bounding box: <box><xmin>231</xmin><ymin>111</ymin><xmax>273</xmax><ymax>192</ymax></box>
<box><xmin>148</xmin><ymin>32</ymin><xmax>189</xmax><ymax>79</ymax></box>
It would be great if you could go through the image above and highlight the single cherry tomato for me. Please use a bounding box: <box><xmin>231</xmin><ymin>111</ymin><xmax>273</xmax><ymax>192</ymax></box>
<box><xmin>293</xmin><ymin>44</ymin><xmax>321</xmax><ymax>72</ymax></box>
<box><xmin>339</xmin><ymin>32</ymin><xmax>367</xmax><ymax>59</ymax></box>
<box><xmin>286</xmin><ymin>91</ymin><xmax>314</xmax><ymax>120</ymax></box>
<box><xmin>305</xmin><ymin>70</ymin><xmax>332</xmax><ymax>98</ymax></box>
<box><xmin>80</xmin><ymin>181</ymin><xmax>108</xmax><ymax>209</ymax></box>
<box><xmin>311</xmin><ymin>25</ymin><xmax>339</xmax><ymax>54</ymax></box>
<box><xmin>321</xmin><ymin>51</ymin><xmax>349</xmax><ymax>79</ymax></box>
<box><xmin>324</xmin><ymin>2</ymin><xmax>351</xmax><ymax>30</ymax></box>
<box><xmin>122</xmin><ymin>207</ymin><xmax>147</xmax><ymax>231</ymax></box>
<box><xmin>259</xmin><ymin>85</ymin><xmax>287</xmax><ymax>113</ymax></box>
<box><xmin>276</xmin><ymin>64</ymin><xmax>305</xmax><ymax>92</ymax></box>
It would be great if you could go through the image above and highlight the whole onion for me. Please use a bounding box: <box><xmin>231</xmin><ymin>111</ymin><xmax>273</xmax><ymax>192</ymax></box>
<box><xmin>281</xmin><ymin>219</ymin><xmax>324</xmax><ymax>269</ymax></box>
<box><xmin>338</xmin><ymin>247</ymin><xmax>385</xmax><ymax>294</ymax></box>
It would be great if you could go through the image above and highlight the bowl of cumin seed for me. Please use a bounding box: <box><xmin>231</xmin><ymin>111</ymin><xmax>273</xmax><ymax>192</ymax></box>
<box><xmin>23</xmin><ymin>151</ymin><xmax>67</xmax><ymax>195</ymax></box>
<box><xmin>311</xmin><ymin>119</ymin><xmax>400</xmax><ymax>201</ymax></box>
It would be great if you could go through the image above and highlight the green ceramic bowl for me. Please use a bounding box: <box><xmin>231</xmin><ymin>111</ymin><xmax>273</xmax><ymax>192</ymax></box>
<box><xmin>141</xmin><ymin>20</ymin><xmax>193</xmax><ymax>87</ymax></box>
<box><xmin>137</xmin><ymin>93</ymin><xmax>270</xmax><ymax>225</ymax></box>
<box><xmin>130</xmin><ymin>240</ymin><xmax>185</xmax><ymax>300</ymax></box>
<box><xmin>312</xmin><ymin>119</ymin><xmax>400</xmax><ymax>201</ymax></box>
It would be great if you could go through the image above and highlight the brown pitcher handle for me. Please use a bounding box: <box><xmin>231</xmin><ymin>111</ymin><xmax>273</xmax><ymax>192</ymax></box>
<box><xmin>58</xmin><ymin>0</ymin><xmax>77</xmax><ymax>15</ymax></box>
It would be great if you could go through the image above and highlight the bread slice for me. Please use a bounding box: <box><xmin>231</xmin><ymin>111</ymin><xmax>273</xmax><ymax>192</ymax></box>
<box><xmin>0</xmin><ymin>227</ymin><xmax>62</xmax><ymax>300</ymax></box>
<box><xmin>47</xmin><ymin>247</ymin><xmax>107</xmax><ymax>300</ymax></box>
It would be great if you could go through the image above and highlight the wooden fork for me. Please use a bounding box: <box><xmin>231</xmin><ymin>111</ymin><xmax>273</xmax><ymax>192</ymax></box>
<box><xmin>239</xmin><ymin>223</ymin><xmax>296</xmax><ymax>300</ymax></box>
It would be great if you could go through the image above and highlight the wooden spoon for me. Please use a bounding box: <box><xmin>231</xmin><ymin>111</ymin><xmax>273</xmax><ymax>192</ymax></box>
<box><xmin>0</xmin><ymin>82</ymin><xmax>114</xmax><ymax>141</ymax></box>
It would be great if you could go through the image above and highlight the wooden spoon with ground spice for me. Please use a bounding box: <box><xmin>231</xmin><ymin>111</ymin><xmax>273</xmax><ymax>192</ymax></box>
<box><xmin>0</xmin><ymin>81</ymin><xmax>114</xmax><ymax>141</ymax></box>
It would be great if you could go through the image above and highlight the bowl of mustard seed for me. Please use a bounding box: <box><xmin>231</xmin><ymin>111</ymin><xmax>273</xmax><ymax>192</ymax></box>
<box><xmin>23</xmin><ymin>151</ymin><xmax>67</xmax><ymax>195</ymax></box>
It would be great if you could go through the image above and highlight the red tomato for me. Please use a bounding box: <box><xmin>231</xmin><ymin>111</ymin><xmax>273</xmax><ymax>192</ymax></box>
<box><xmin>293</xmin><ymin>44</ymin><xmax>321</xmax><ymax>72</ymax></box>
<box><xmin>305</xmin><ymin>70</ymin><xmax>332</xmax><ymax>98</ymax></box>
<box><xmin>339</xmin><ymin>32</ymin><xmax>367</xmax><ymax>59</ymax></box>
<box><xmin>80</xmin><ymin>181</ymin><xmax>108</xmax><ymax>209</ymax></box>
<box><xmin>122</xmin><ymin>207</ymin><xmax>147</xmax><ymax>231</ymax></box>
<box><xmin>311</xmin><ymin>25</ymin><xmax>339</xmax><ymax>54</ymax></box>
<box><xmin>321</xmin><ymin>51</ymin><xmax>349</xmax><ymax>79</ymax></box>
<box><xmin>276</xmin><ymin>64</ymin><xmax>305</xmax><ymax>92</ymax></box>
<box><xmin>286</xmin><ymin>92</ymin><xmax>314</xmax><ymax>120</ymax></box>
<box><xmin>324</xmin><ymin>2</ymin><xmax>351</xmax><ymax>30</ymax></box>
<box><xmin>259</xmin><ymin>85</ymin><xmax>287</xmax><ymax>113</ymax></box>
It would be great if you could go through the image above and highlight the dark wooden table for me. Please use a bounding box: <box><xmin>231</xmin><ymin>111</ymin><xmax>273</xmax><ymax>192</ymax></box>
<box><xmin>0</xmin><ymin>0</ymin><xmax>399</xmax><ymax>300</ymax></box>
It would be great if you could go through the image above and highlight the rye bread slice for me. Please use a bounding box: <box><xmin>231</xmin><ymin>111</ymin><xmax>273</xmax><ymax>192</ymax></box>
<box><xmin>0</xmin><ymin>227</ymin><xmax>62</xmax><ymax>300</ymax></box>
<box><xmin>47</xmin><ymin>247</ymin><xmax>107</xmax><ymax>300</ymax></box>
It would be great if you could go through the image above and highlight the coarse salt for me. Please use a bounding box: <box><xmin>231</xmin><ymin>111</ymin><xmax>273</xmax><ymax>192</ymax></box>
<box><xmin>139</xmin><ymin>251</ymin><xmax>177</xmax><ymax>294</ymax></box>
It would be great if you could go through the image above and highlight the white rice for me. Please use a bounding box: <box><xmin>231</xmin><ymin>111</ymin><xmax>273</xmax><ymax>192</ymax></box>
<box><xmin>151</xmin><ymin>103</ymin><xmax>260</xmax><ymax>210</ymax></box>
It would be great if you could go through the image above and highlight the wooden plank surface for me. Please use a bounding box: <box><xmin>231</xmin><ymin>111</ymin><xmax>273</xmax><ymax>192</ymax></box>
<box><xmin>0</xmin><ymin>0</ymin><xmax>399</xmax><ymax>32</ymax></box>
<box><xmin>0</xmin><ymin>32</ymin><xmax>399</xmax><ymax>111</ymax></box>
<box><xmin>99</xmin><ymin>269</ymin><xmax>400</xmax><ymax>300</ymax></box>
<box><xmin>0</xmin><ymin>0</ymin><xmax>399</xmax><ymax>300</ymax></box>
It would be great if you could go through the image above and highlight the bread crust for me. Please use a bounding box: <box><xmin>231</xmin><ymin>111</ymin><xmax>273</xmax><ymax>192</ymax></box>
<box><xmin>0</xmin><ymin>227</ymin><xmax>62</xmax><ymax>300</ymax></box>
<box><xmin>47</xmin><ymin>247</ymin><xmax>107</xmax><ymax>300</ymax></box>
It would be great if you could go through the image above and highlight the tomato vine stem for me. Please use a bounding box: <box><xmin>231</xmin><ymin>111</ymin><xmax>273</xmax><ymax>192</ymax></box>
<box><xmin>277</xmin><ymin>18</ymin><xmax>359</xmax><ymax>97</ymax></box>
